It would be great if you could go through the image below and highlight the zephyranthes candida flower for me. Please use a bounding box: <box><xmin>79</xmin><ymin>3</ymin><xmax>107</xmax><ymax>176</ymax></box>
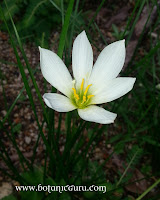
<box><xmin>39</xmin><ymin>31</ymin><xmax>136</xmax><ymax>124</ymax></box>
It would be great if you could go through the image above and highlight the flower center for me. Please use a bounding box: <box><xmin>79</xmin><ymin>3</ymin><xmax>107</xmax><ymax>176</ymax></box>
<box><xmin>72</xmin><ymin>78</ymin><xmax>94</xmax><ymax>109</ymax></box>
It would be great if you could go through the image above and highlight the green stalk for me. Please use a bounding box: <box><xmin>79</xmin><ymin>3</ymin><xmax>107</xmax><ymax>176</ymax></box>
<box><xmin>63</xmin><ymin>121</ymin><xmax>87</xmax><ymax>178</ymax></box>
<box><xmin>57</xmin><ymin>0</ymin><xmax>75</xmax><ymax>58</ymax></box>
<box><xmin>136</xmin><ymin>178</ymin><xmax>160</xmax><ymax>200</ymax></box>
<box><xmin>61</xmin><ymin>0</ymin><xmax>64</xmax><ymax>25</ymax></box>
<box><xmin>68</xmin><ymin>0</ymin><xmax>80</xmax><ymax>58</ymax></box>
<box><xmin>48</xmin><ymin>0</ymin><xmax>75</xmax><ymax>177</ymax></box>
<box><xmin>57</xmin><ymin>113</ymin><xmax>62</xmax><ymax>142</ymax></box>
<box><xmin>49</xmin><ymin>0</ymin><xmax>75</xmax><ymax>130</ymax></box>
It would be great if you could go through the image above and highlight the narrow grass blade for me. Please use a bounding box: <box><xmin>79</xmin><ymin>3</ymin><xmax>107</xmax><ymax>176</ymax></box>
<box><xmin>136</xmin><ymin>178</ymin><xmax>160</xmax><ymax>200</ymax></box>
<box><xmin>4</xmin><ymin>0</ymin><xmax>49</xmax><ymax>126</ymax></box>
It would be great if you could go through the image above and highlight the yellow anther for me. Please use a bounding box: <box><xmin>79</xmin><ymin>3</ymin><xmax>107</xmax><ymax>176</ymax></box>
<box><xmin>81</xmin><ymin>95</ymin><xmax>86</xmax><ymax>104</ymax></box>
<box><xmin>72</xmin><ymin>88</ymin><xmax>79</xmax><ymax>100</ymax></box>
<box><xmin>87</xmin><ymin>95</ymin><xmax>94</xmax><ymax>100</ymax></box>
<box><xmin>83</xmin><ymin>95</ymin><xmax>86</xmax><ymax>102</ymax></box>
<box><xmin>80</xmin><ymin>78</ymin><xmax>84</xmax><ymax>91</ymax></box>
<box><xmin>72</xmin><ymin>79</ymin><xmax>94</xmax><ymax>108</ymax></box>
<box><xmin>84</xmin><ymin>84</ymin><xmax>92</xmax><ymax>96</ymax></box>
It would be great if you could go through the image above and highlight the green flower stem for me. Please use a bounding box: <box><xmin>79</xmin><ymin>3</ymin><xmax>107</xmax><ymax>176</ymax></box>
<box><xmin>49</xmin><ymin>0</ymin><xmax>75</xmax><ymax>130</ymax></box>
<box><xmin>61</xmin><ymin>0</ymin><xmax>64</xmax><ymax>25</ymax></box>
<box><xmin>48</xmin><ymin>0</ymin><xmax>75</xmax><ymax>178</ymax></box>
<box><xmin>136</xmin><ymin>178</ymin><xmax>160</xmax><ymax>200</ymax></box>
<box><xmin>68</xmin><ymin>0</ymin><xmax>80</xmax><ymax>58</ymax></box>
<box><xmin>63</xmin><ymin>121</ymin><xmax>86</xmax><ymax>178</ymax></box>
<box><xmin>57</xmin><ymin>0</ymin><xmax>75</xmax><ymax>58</ymax></box>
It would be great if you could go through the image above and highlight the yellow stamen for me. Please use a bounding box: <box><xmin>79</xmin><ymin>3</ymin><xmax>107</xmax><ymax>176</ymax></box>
<box><xmin>84</xmin><ymin>84</ymin><xmax>92</xmax><ymax>96</ymax></box>
<box><xmin>83</xmin><ymin>95</ymin><xmax>86</xmax><ymax>102</ymax></box>
<box><xmin>81</xmin><ymin>95</ymin><xmax>86</xmax><ymax>104</ymax></box>
<box><xmin>72</xmin><ymin>88</ymin><xmax>79</xmax><ymax>100</ymax></box>
<box><xmin>87</xmin><ymin>95</ymin><xmax>94</xmax><ymax>100</ymax></box>
<box><xmin>80</xmin><ymin>78</ymin><xmax>84</xmax><ymax>91</ymax></box>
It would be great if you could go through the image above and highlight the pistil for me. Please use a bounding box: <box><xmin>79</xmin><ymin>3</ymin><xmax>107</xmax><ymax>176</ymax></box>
<box><xmin>72</xmin><ymin>78</ymin><xmax>94</xmax><ymax>108</ymax></box>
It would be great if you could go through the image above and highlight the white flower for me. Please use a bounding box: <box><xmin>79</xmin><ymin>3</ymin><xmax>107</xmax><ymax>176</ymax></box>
<box><xmin>39</xmin><ymin>31</ymin><xmax>136</xmax><ymax>124</ymax></box>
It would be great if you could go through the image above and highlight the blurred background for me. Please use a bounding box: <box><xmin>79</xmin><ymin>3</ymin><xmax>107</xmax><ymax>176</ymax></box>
<box><xmin>0</xmin><ymin>0</ymin><xmax>160</xmax><ymax>199</ymax></box>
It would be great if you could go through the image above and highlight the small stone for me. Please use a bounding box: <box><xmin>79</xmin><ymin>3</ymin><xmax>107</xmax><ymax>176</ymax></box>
<box><xmin>25</xmin><ymin>136</ymin><xmax>31</xmax><ymax>144</ymax></box>
<box><xmin>95</xmin><ymin>148</ymin><xmax>101</xmax><ymax>153</ymax></box>
<box><xmin>0</xmin><ymin>182</ymin><xmax>13</xmax><ymax>199</ymax></box>
<box><xmin>3</xmin><ymin>80</ymin><xmax>6</xmax><ymax>84</ymax></box>
<box><xmin>24</xmin><ymin>69</ymin><xmax>28</xmax><ymax>74</ymax></box>
<box><xmin>99</xmin><ymin>159</ymin><xmax>104</xmax><ymax>164</ymax></box>
<box><xmin>128</xmin><ymin>144</ymin><xmax>132</xmax><ymax>149</ymax></box>
<box><xmin>95</xmin><ymin>152</ymin><xmax>103</xmax><ymax>160</ymax></box>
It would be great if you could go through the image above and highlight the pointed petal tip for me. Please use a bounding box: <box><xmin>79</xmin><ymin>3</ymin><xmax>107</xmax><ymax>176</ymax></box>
<box><xmin>38</xmin><ymin>46</ymin><xmax>41</xmax><ymax>51</ymax></box>
<box><xmin>108</xmin><ymin>113</ymin><xmax>117</xmax><ymax>124</ymax></box>
<box><xmin>122</xmin><ymin>39</ymin><xmax>125</xmax><ymax>45</ymax></box>
<box><xmin>131</xmin><ymin>77</ymin><xmax>136</xmax><ymax>88</ymax></box>
<box><xmin>133</xmin><ymin>77</ymin><xmax>136</xmax><ymax>82</ymax></box>
<box><xmin>81</xmin><ymin>30</ymin><xmax>86</xmax><ymax>34</ymax></box>
<box><xmin>43</xmin><ymin>94</ymin><xmax>48</xmax><ymax>103</ymax></box>
<box><xmin>116</xmin><ymin>39</ymin><xmax>125</xmax><ymax>46</ymax></box>
<box><xmin>119</xmin><ymin>39</ymin><xmax>125</xmax><ymax>45</ymax></box>
<box><xmin>130</xmin><ymin>77</ymin><xmax>136</xmax><ymax>85</ymax></box>
<box><xmin>79</xmin><ymin>30</ymin><xmax>87</xmax><ymax>38</ymax></box>
<box><xmin>113</xmin><ymin>113</ymin><xmax>117</xmax><ymax>121</ymax></box>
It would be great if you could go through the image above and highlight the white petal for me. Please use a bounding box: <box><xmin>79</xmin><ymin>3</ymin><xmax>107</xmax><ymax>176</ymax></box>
<box><xmin>72</xmin><ymin>31</ymin><xmax>93</xmax><ymax>89</ymax></box>
<box><xmin>89</xmin><ymin>40</ymin><xmax>126</xmax><ymax>87</ymax></box>
<box><xmin>39</xmin><ymin>47</ymin><xmax>73</xmax><ymax>97</ymax></box>
<box><xmin>92</xmin><ymin>77</ymin><xmax>136</xmax><ymax>104</ymax></box>
<box><xmin>78</xmin><ymin>105</ymin><xmax>117</xmax><ymax>124</ymax></box>
<box><xmin>43</xmin><ymin>93</ymin><xmax>76</xmax><ymax>112</ymax></box>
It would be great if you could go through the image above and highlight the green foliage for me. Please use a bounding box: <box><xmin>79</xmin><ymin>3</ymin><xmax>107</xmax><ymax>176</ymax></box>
<box><xmin>112</xmin><ymin>24</ymin><xmax>129</xmax><ymax>40</ymax></box>
<box><xmin>1</xmin><ymin>0</ymin><xmax>160</xmax><ymax>199</ymax></box>
<box><xmin>126</xmin><ymin>146</ymin><xmax>143</xmax><ymax>168</ymax></box>
<box><xmin>0</xmin><ymin>0</ymin><xmax>65</xmax><ymax>46</ymax></box>
<box><xmin>0</xmin><ymin>0</ymin><xmax>20</xmax><ymax>21</ymax></box>
<box><xmin>1</xmin><ymin>195</ymin><xmax>17</xmax><ymax>200</ymax></box>
<box><xmin>12</xmin><ymin>122</ymin><xmax>22</xmax><ymax>133</ymax></box>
